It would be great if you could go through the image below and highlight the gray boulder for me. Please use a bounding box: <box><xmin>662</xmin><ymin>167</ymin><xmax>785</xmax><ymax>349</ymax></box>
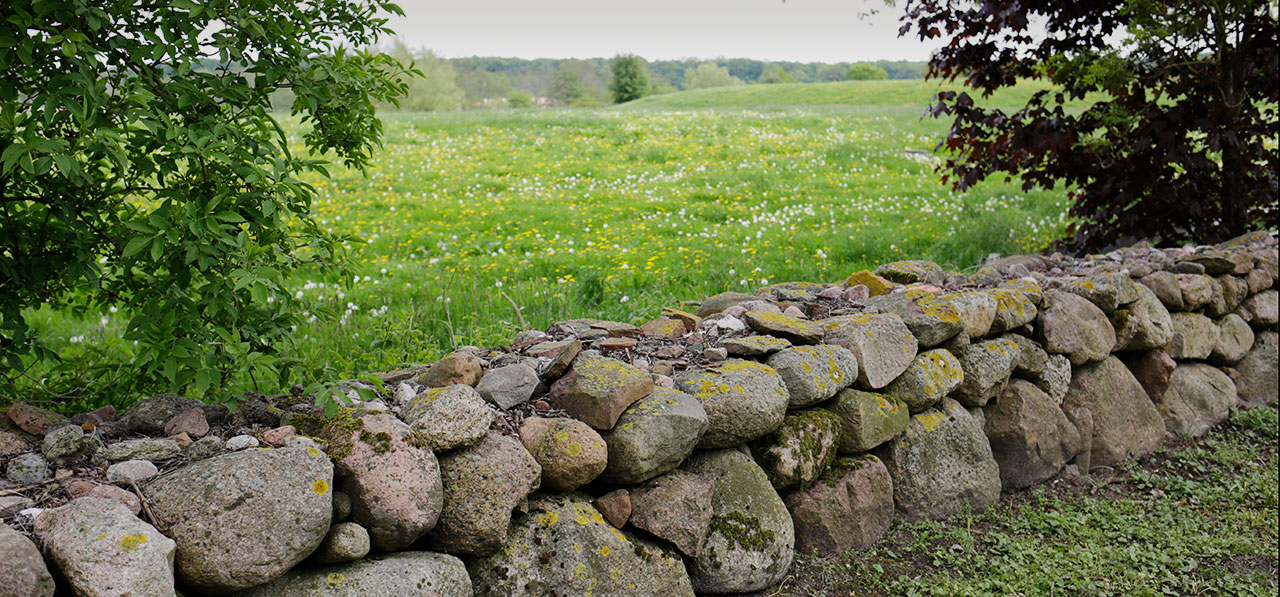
<box><xmin>1242</xmin><ymin>289</ymin><xmax>1278</xmax><ymax>326</ymax></box>
<box><xmin>1176</xmin><ymin>273</ymin><xmax>1215</xmax><ymax>310</ymax></box>
<box><xmin>550</xmin><ymin>353</ymin><xmax>654</xmax><ymax>430</ymax></box>
<box><xmin>1235</xmin><ymin>331</ymin><xmax>1278</xmax><ymax>407</ymax></box>
<box><xmin>146</xmin><ymin>446</ymin><xmax>332</xmax><ymax>594</ymax></box>
<box><xmin>828</xmin><ymin>388</ymin><xmax>910</xmax><ymax>453</ymax></box>
<box><xmin>7</xmin><ymin>453</ymin><xmax>50</xmax><ymax>484</ymax></box>
<box><xmin>987</xmin><ymin>282</ymin><xmax>1041</xmax><ymax>334</ymax></box>
<box><xmin>118</xmin><ymin>394</ymin><xmax>203</xmax><ymax>435</ymax></box>
<box><xmin>240</xmin><ymin>552</ymin><xmax>472</xmax><ymax>597</ymax></box>
<box><xmin>1159</xmin><ymin>363</ymin><xmax>1236</xmax><ymax>438</ymax></box>
<box><xmin>743</xmin><ymin>311</ymin><xmax>825</xmax><ymax>344</ymax></box>
<box><xmin>875</xmin><ymin>399</ymin><xmax>1001</xmax><ymax>522</ymax></box>
<box><xmin>600</xmin><ymin>387</ymin><xmax>708</xmax><ymax>484</ymax></box>
<box><xmin>1210</xmin><ymin>313</ymin><xmax>1255</xmax><ymax>365</ymax></box>
<box><xmin>1111</xmin><ymin>284</ymin><xmax>1175</xmax><ymax>351</ymax></box>
<box><xmin>0</xmin><ymin>523</ymin><xmax>54</xmax><ymax>597</ymax></box>
<box><xmin>519</xmin><ymin>416</ymin><xmax>607</xmax><ymax>492</ymax></box>
<box><xmin>1032</xmin><ymin>354</ymin><xmax>1072</xmax><ymax>404</ymax></box>
<box><xmin>1139</xmin><ymin>271</ymin><xmax>1185</xmax><ymax>311</ymax></box>
<box><xmin>945</xmin><ymin>291</ymin><xmax>998</xmax><ymax>338</ymax></box>
<box><xmin>820</xmin><ymin>313</ymin><xmax>918</xmax><ymax>389</ymax></box>
<box><xmin>41</xmin><ymin>424</ymin><xmax>93</xmax><ymax>465</ymax></box>
<box><xmin>883</xmin><ymin>349</ymin><xmax>964</xmax><ymax>413</ymax></box>
<box><xmin>875</xmin><ymin>260</ymin><xmax>945</xmax><ymax>284</ymax></box>
<box><xmin>674</xmin><ymin>360</ymin><xmax>789</xmax><ymax>448</ymax></box>
<box><xmin>426</xmin><ymin>431</ymin><xmax>541</xmax><ymax>556</ymax></box>
<box><xmin>784</xmin><ymin>455</ymin><xmax>894</xmax><ymax>557</ymax></box>
<box><xmin>749</xmin><ymin>410</ymin><xmax>843</xmax><ymax>490</ymax></box>
<box><xmin>399</xmin><ymin>384</ymin><xmax>494</xmax><ymax>452</ymax></box>
<box><xmin>950</xmin><ymin>337</ymin><xmax>1021</xmax><ymax>407</ymax></box>
<box><xmin>865</xmin><ymin>289</ymin><xmax>964</xmax><ymax>348</ymax></box>
<box><xmin>35</xmin><ymin>498</ymin><xmax>176</xmax><ymax>597</ymax></box>
<box><xmin>682</xmin><ymin>449</ymin><xmax>795</xmax><ymax>594</ymax></box>
<box><xmin>1166</xmin><ymin>312</ymin><xmax>1221</xmax><ymax>360</ymax></box>
<box><xmin>468</xmin><ymin>493</ymin><xmax>694</xmax><ymax>597</ymax></box>
<box><xmin>698</xmin><ymin>291</ymin><xmax>765</xmax><ymax>317</ymax></box>
<box><xmin>476</xmin><ymin>363</ymin><xmax>541</xmax><ymax>409</ymax></box>
<box><xmin>765</xmin><ymin>345</ymin><xmax>859</xmax><ymax>408</ymax></box>
<box><xmin>629</xmin><ymin>470</ymin><xmax>715</xmax><ymax>558</ymax></box>
<box><xmin>1063</xmin><ymin>356</ymin><xmax>1166</xmax><ymax>468</ymax></box>
<box><xmin>982</xmin><ymin>380</ymin><xmax>1080</xmax><ymax>491</ymax></box>
<box><xmin>1037</xmin><ymin>291</ymin><xmax>1116</xmax><ymax>365</ymax></box>
<box><xmin>94</xmin><ymin>438</ymin><xmax>180</xmax><ymax>463</ymax></box>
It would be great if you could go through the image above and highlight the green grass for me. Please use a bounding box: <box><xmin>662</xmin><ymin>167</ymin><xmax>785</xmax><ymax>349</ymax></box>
<box><xmin>775</xmin><ymin>406</ymin><xmax>1280</xmax><ymax>597</ymax></box>
<box><xmin>10</xmin><ymin>81</ymin><xmax>1073</xmax><ymax>405</ymax></box>
<box><xmin>625</xmin><ymin>79</ymin><xmax>1070</xmax><ymax>110</ymax></box>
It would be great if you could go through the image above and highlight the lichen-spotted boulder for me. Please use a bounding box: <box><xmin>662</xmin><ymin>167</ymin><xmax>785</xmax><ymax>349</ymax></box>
<box><xmin>0</xmin><ymin>522</ymin><xmax>55</xmax><ymax>597</ymax></box>
<box><xmin>820</xmin><ymin>313</ymin><xmax>918</xmax><ymax>389</ymax></box>
<box><xmin>785</xmin><ymin>455</ymin><xmax>893</xmax><ymax>557</ymax></box>
<box><xmin>519</xmin><ymin>416</ymin><xmax>607</xmax><ymax>492</ymax></box>
<box><xmin>698</xmin><ymin>291</ymin><xmax>765</xmax><ymax>317</ymax></box>
<box><xmin>722</xmin><ymin>335</ymin><xmax>792</xmax><ymax>357</ymax></box>
<box><xmin>239</xmin><ymin>552</ymin><xmax>472</xmax><ymax>597</ymax></box>
<box><xmin>550</xmin><ymin>353</ymin><xmax>654</xmax><ymax>430</ymax></box>
<box><xmin>765</xmin><ymin>345</ymin><xmax>859</xmax><ymax>408</ymax></box>
<box><xmin>681</xmin><ymin>449</ymin><xmax>795</xmax><ymax>594</ymax></box>
<box><xmin>293</xmin><ymin>410</ymin><xmax>443</xmax><ymax>552</ymax></box>
<box><xmin>875</xmin><ymin>260</ymin><xmax>944</xmax><ymax>285</ymax></box>
<box><xmin>418</xmin><ymin>350</ymin><xmax>483</xmax><ymax>387</ymax></box>
<box><xmin>475</xmin><ymin>363</ymin><xmax>541</xmax><ymax>409</ymax></box>
<box><xmin>742</xmin><ymin>310</ymin><xmax>825</xmax><ymax>345</ymax></box>
<box><xmin>950</xmin><ymin>337</ymin><xmax>1021</xmax><ymax>407</ymax></box>
<box><xmin>986</xmin><ymin>286</ymin><xmax>1039</xmax><ymax>334</ymax></box>
<box><xmin>1165</xmin><ymin>312</ymin><xmax>1220</xmax><ymax>360</ymax></box>
<box><xmin>829</xmin><ymin>388</ymin><xmax>909</xmax><ymax>453</ymax></box>
<box><xmin>1037</xmin><ymin>290</ymin><xmax>1116</xmax><ymax>365</ymax></box>
<box><xmin>1235</xmin><ymin>331</ymin><xmax>1278</xmax><ymax>407</ymax></box>
<box><xmin>875</xmin><ymin>399</ymin><xmax>1001</xmax><ymax>522</ymax></box>
<box><xmin>946</xmin><ymin>291</ymin><xmax>998</xmax><ymax>338</ymax></box>
<box><xmin>1110</xmin><ymin>283</ymin><xmax>1175</xmax><ymax>351</ymax></box>
<box><xmin>674</xmin><ymin>360</ymin><xmax>789</xmax><ymax>448</ymax></box>
<box><xmin>883</xmin><ymin>349</ymin><xmax>964</xmax><ymax>413</ymax></box>
<box><xmin>748</xmin><ymin>410</ymin><xmax>843</xmax><ymax>490</ymax></box>
<box><xmin>1159</xmin><ymin>363</ymin><xmax>1236</xmax><ymax>438</ymax></box>
<box><xmin>0</xmin><ymin>414</ymin><xmax>38</xmax><ymax>457</ymax></box>
<box><xmin>468</xmin><ymin>493</ymin><xmax>694</xmax><ymax>597</ymax></box>
<box><xmin>1209</xmin><ymin>313</ymin><xmax>1255</xmax><ymax>365</ymax></box>
<box><xmin>145</xmin><ymin>446</ymin><xmax>332</xmax><ymax>593</ymax></box>
<box><xmin>426</xmin><ymin>431</ymin><xmax>541</xmax><ymax>556</ymax></box>
<box><xmin>1063</xmin><ymin>356</ymin><xmax>1166</xmax><ymax>468</ymax></box>
<box><xmin>865</xmin><ymin>289</ymin><xmax>964</xmax><ymax>348</ymax></box>
<box><xmin>399</xmin><ymin>384</ymin><xmax>494</xmax><ymax>452</ymax></box>
<box><xmin>982</xmin><ymin>380</ymin><xmax>1080</xmax><ymax>491</ymax></box>
<box><xmin>35</xmin><ymin>498</ymin><xmax>176</xmax><ymax>597</ymax></box>
<box><xmin>628</xmin><ymin>470</ymin><xmax>715</xmax><ymax>558</ymax></box>
<box><xmin>600</xmin><ymin>387</ymin><xmax>708</xmax><ymax>484</ymax></box>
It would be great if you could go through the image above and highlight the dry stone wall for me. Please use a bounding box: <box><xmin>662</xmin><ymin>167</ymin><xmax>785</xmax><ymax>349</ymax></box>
<box><xmin>1</xmin><ymin>232</ymin><xmax>1277</xmax><ymax>596</ymax></box>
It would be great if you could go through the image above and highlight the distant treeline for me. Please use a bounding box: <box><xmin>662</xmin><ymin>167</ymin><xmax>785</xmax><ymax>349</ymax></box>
<box><xmin>268</xmin><ymin>44</ymin><xmax>927</xmax><ymax>112</ymax></box>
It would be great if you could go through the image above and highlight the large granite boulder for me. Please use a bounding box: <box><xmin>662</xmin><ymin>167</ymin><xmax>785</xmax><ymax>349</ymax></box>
<box><xmin>682</xmin><ymin>449</ymin><xmax>795</xmax><ymax>594</ymax></box>
<box><xmin>1165</xmin><ymin>313</ymin><xmax>1221</xmax><ymax>360</ymax></box>
<box><xmin>628</xmin><ymin>470</ymin><xmax>715</xmax><ymax>558</ymax></box>
<box><xmin>1235</xmin><ymin>331</ymin><xmax>1278</xmax><ymax>407</ymax></box>
<box><xmin>118</xmin><ymin>394</ymin><xmax>203</xmax><ymax>435</ymax></box>
<box><xmin>468</xmin><ymin>493</ymin><xmax>695</xmax><ymax>597</ymax></box>
<box><xmin>1159</xmin><ymin>363</ymin><xmax>1236</xmax><ymax>438</ymax></box>
<box><xmin>550</xmin><ymin>353</ymin><xmax>654</xmax><ymax>430</ymax></box>
<box><xmin>1063</xmin><ymin>356</ymin><xmax>1166</xmax><ymax>468</ymax></box>
<box><xmin>293</xmin><ymin>410</ymin><xmax>443</xmax><ymax>551</ymax></box>
<box><xmin>748</xmin><ymin>410</ymin><xmax>843</xmax><ymax>490</ymax></box>
<box><xmin>765</xmin><ymin>345</ymin><xmax>859</xmax><ymax>408</ymax></box>
<box><xmin>1037</xmin><ymin>291</ymin><xmax>1116</xmax><ymax>365</ymax></box>
<box><xmin>418</xmin><ymin>350</ymin><xmax>483</xmax><ymax>387</ymax></box>
<box><xmin>1110</xmin><ymin>284</ymin><xmax>1175</xmax><ymax>351</ymax></box>
<box><xmin>982</xmin><ymin>380</ymin><xmax>1080</xmax><ymax>491</ymax></box>
<box><xmin>1209</xmin><ymin>313</ymin><xmax>1255</xmax><ymax>365</ymax></box>
<box><xmin>399</xmin><ymin>384</ymin><xmax>494</xmax><ymax>452</ymax></box>
<box><xmin>519</xmin><ymin>416</ymin><xmax>607</xmax><ymax>492</ymax></box>
<box><xmin>882</xmin><ymin>349</ymin><xmax>964</xmax><ymax>413</ymax></box>
<box><xmin>986</xmin><ymin>284</ymin><xmax>1040</xmax><ymax>334</ymax></box>
<box><xmin>0</xmin><ymin>414</ymin><xmax>38</xmax><ymax>457</ymax></box>
<box><xmin>35</xmin><ymin>498</ymin><xmax>176</xmax><ymax>597</ymax></box>
<box><xmin>820</xmin><ymin>313</ymin><xmax>918</xmax><ymax>389</ymax></box>
<box><xmin>785</xmin><ymin>455</ymin><xmax>894</xmax><ymax>557</ymax></box>
<box><xmin>875</xmin><ymin>399</ymin><xmax>1001</xmax><ymax>522</ymax></box>
<box><xmin>476</xmin><ymin>363</ymin><xmax>541</xmax><ymax>408</ymax></box>
<box><xmin>146</xmin><ymin>446</ymin><xmax>333</xmax><ymax>593</ymax></box>
<box><xmin>599</xmin><ymin>387</ymin><xmax>707</xmax><ymax>484</ymax></box>
<box><xmin>674</xmin><ymin>360</ymin><xmax>789</xmax><ymax>448</ymax></box>
<box><xmin>239</xmin><ymin>552</ymin><xmax>472</xmax><ymax>597</ymax></box>
<box><xmin>0</xmin><ymin>523</ymin><xmax>54</xmax><ymax>597</ymax></box>
<box><xmin>949</xmin><ymin>337</ymin><xmax>1021</xmax><ymax>407</ymax></box>
<box><xmin>743</xmin><ymin>311</ymin><xmax>825</xmax><ymax>344</ymax></box>
<box><xmin>946</xmin><ymin>291</ymin><xmax>998</xmax><ymax>338</ymax></box>
<box><xmin>865</xmin><ymin>289</ymin><xmax>965</xmax><ymax>348</ymax></box>
<box><xmin>426</xmin><ymin>431</ymin><xmax>541</xmax><ymax>556</ymax></box>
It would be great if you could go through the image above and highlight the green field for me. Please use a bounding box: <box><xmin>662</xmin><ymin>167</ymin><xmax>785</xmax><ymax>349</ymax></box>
<box><xmin>18</xmin><ymin>80</ymin><xmax>1072</xmax><ymax>403</ymax></box>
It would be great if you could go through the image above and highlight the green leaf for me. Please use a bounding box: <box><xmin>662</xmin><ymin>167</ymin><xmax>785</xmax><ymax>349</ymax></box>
<box><xmin>123</xmin><ymin>235</ymin><xmax>152</xmax><ymax>258</ymax></box>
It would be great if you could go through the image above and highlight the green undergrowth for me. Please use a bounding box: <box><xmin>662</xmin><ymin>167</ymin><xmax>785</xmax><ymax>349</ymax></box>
<box><xmin>771</xmin><ymin>406</ymin><xmax>1279</xmax><ymax>597</ymax></box>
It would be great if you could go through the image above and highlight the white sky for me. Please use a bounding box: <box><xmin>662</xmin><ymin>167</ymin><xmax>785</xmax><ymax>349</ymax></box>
<box><xmin>385</xmin><ymin>0</ymin><xmax>941</xmax><ymax>63</ymax></box>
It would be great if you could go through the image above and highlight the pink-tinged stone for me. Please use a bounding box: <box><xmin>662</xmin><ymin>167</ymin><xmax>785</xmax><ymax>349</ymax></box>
<box><xmin>418</xmin><ymin>351</ymin><xmax>483</xmax><ymax>387</ymax></box>
<box><xmin>1122</xmin><ymin>349</ymin><xmax>1178</xmax><ymax>403</ymax></box>
<box><xmin>600</xmin><ymin>337</ymin><xmax>639</xmax><ymax>351</ymax></box>
<box><xmin>163</xmin><ymin>407</ymin><xmax>209</xmax><ymax>439</ymax></box>
<box><xmin>594</xmin><ymin>489</ymin><xmax>632</xmax><ymax>528</ymax></box>
<box><xmin>519</xmin><ymin>417</ymin><xmax>607</xmax><ymax>492</ymax></box>
<box><xmin>166</xmin><ymin>433</ymin><xmax>193</xmax><ymax>449</ymax></box>
<box><xmin>629</xmin><ymin>470</ymin><xmax>714</xmax><ymax>558</ymax></box>
<box><xmin>549</xmin><ymin>353</ymin><xmax>654</xmax><ymax>430</ymax></box>
<box><xmin>641</xmin><ymin>316</ymin><xmax>688</xmax><ymax>340</ymax></box>
<box><xmin>262</xmin><ymin>425</ymin><xmax>298</xmax><ymax>447</ymax></box>
<box><xmin>6</xmin><ymin>403</ymin><xmax>67</xmax><ymax>436</ymax></box>
<box><xmin>34</xmin><ymin>498</ymin><xmax>176</xmax><ymax>597</ymax></box>
<box><xmin>66</xmin><ymin>482</ymin><xmax>143</xmax><ymax>516</ymax></box>
<box><xmin>785</xmin><ymin>455</ymin><xmax>894</xmax><ymax>557</ymax></box>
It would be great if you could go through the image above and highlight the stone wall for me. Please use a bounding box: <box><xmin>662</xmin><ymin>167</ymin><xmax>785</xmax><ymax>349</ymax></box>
<box><xmin>1</xmin><ymin>232</ymin><xmax>1276</xmax><ymax>596</ymax></box>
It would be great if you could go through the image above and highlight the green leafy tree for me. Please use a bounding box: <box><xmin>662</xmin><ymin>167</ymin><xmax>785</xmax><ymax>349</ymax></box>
<box><xmin>684</xmin><ymin>63</ymin><xmax>745</xmax><ymax>89</ymax></box>
<box><xmin>759</xmin><ymin>66</ymin><xmax>799</xmax><ymax>84</ymax></box>
<box><xmin>609</xmin><ymin>55</ymin><xmax>650</xmax><ymax>104</ymax></box>
<box><xmin>0</xmin><ymin>0</ymin><xmax>413</xmax><ymax>405</ymax></box>
<box><xmin>506</xmin><ymin>91</ymin><xmax>534</xmax><ymax>108</ymax></box>
<box><xmin>847</xmin><ymin>63</ymin><xmax>890</xmax><ymax>80</ymax></box>
<box><xmin>383</xmin><ymin>42</ymin><xmax>464</xmax><ymax>112</ymax></box>
<box><xmin>550</xmin><ymin>60</ymin><xmax>607</xmax><ymax>107</ymax></box>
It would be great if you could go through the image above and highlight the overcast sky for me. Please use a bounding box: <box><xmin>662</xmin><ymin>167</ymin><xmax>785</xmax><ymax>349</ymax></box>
<box><xmin>384</xmin><ymin>0</ymin><xmax>941</xmax><ymax>63</ymax></box>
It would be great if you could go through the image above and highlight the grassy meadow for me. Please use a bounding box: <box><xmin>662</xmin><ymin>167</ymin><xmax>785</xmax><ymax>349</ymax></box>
<box><xmin>18</xmin><ymin>80</ymin><xmax>1073</xmax><ymax>401</ymax></box>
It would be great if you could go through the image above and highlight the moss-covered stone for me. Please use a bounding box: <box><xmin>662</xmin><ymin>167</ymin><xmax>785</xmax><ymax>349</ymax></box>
<box><xmin>748</xmin><ymin>410</ymin><xmax>843</xmax><ymax>490</ymax></box>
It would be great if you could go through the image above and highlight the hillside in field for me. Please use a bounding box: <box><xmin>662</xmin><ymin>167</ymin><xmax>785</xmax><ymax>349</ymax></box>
<box><xmin>622</xmin><ymin>79</ymin><xmax>1066</xmax><ymax>110</ymax></box>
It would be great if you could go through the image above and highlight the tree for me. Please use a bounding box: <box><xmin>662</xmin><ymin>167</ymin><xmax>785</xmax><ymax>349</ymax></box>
<box><xmin>383</xmin><ymin>43</ymin><xmax>464</xmax><ymax>112</ymax></box>
<box><xmin>900</xmin><ymin>0</ymin><xmax>1278</xmax><ymax>251</ymax></box>
<box><xmin>816</xmin><ymin>63</ymin><xmax>853</xmax><ymax>82</ymax></box>
<box><xmin>0</xmin><ymin>1</ymin><xmax>412</xmax><ymax>403</ymax></box>
<box><xmin>684</xmin><ymin>63</ymin><xmax>745</xmax><ymax>90</ymax></box>
<box><xmin>846</xmin><ymin>63</ymin><xmax>890</xmax><ymax>80</ymax></box>
<box><xmin>550</xmin><ymin>60</ymin><xmax>607</xmax><ymax>106</ymax></box>
<box><xmin>609</xmin><ymin>55</ymin><xmax>650</xmax><ymax>104</ymax></box>
<box><xmin>759</xmin><ymin>66</ymin><xmax>799</xmax><ymax>84</ymax></box>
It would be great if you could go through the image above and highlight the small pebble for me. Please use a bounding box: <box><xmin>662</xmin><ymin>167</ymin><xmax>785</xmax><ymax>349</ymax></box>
<box><xmin>106</xmin><ymin>459</ymin><xmax>158</xmax><ymax>483</ymax></box>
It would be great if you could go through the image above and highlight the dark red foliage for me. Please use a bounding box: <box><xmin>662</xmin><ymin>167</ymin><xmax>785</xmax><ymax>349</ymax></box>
<box><xmin>900</xmin><ymin>1</ymin><xmax>1279</xmax><ymax>252</ymax></box>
